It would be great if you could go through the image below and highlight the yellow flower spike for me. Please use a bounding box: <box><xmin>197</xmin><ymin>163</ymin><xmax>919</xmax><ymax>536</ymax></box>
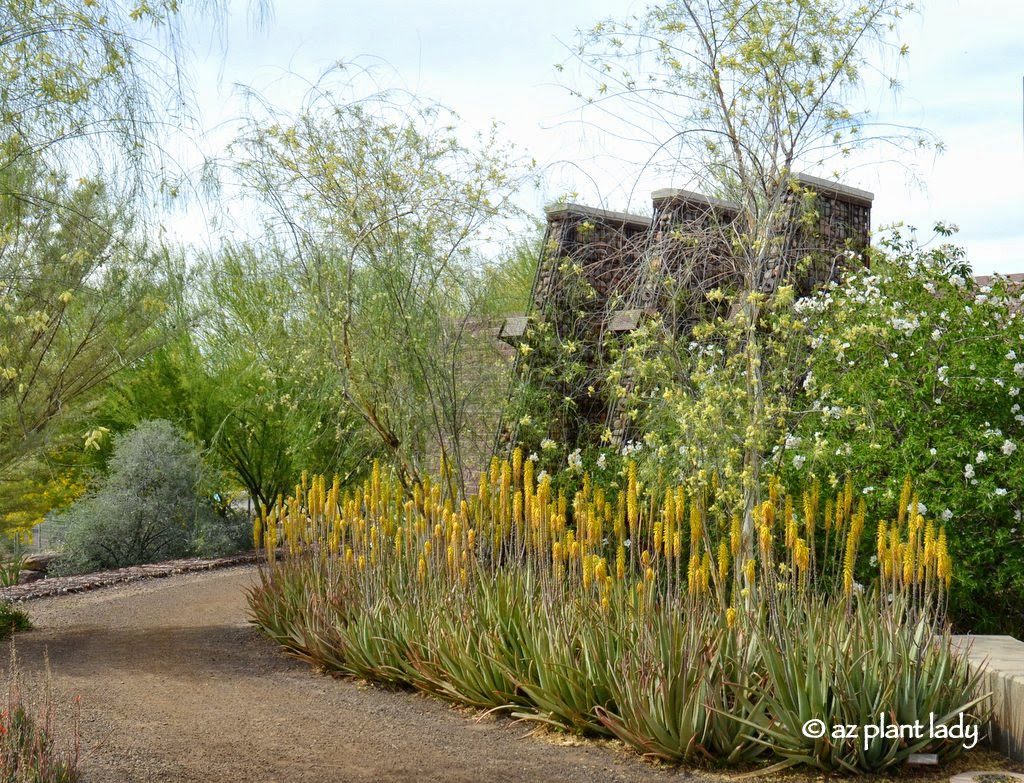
<box><xmin>512</xmin><ymin>448</ymin><xmax>523</xmax><ymax>486</ymax></box>
<box><xmin>653</xmin><ymin>521</ymin><xmax>663</xmax><ymax>555</ymax></box>
<box><xmin>641</xmin><ymin>550</ymin><xmax>652</xmax><ymax>568</ymax></box>
<box><xmin>794</xmin><ymin>538</ymin><xmax>810</xmax><ymax>574</ymax></box>
<box><xmin>644</xmin><ymin>566</ymin><xmax>654</xmax><ymax>583</ymax></box>
<box><xmin>898</xmin><ymin>475</ymin><xmax>912</xmax><ymax>527</ymax></box>
<box><xmin>358</xmin><ymin>554</ymin><xmax>366</xmax><ymax>570</ymax></box>
<box><xmin>424</xmin><ymin>540</ymin><xmax>432</xmax><ymax>558</ymax></box>
<box><xmin>418</xmin><ymin>556</ymin><xmax>427</xmax><ymax>582</ymax></box>
<box><xmin>583</xmin><ymin>555</ymin><xmax>593</xmax><ymax>590</ymax></box>
<box><xmin>718</xmin><ymin>540</ymin><xmax>730</xmax><ymax>583</ymax></box>
<box><xmin>689</xmin><ymin>504</ymin><xmax>703</xmax><ymax>563</ymax></box>
<box><xmin>345</xmin><ymin>546</ymin><xmax>354</xmax><ymax>565</ymax></box>
<box><xmin>784</xmin><ymin>495</ymin><xmax>795</xmax><ymax>548</ymax></box>
<box><xmin>726</xmin><ymin>607</ymin><xmax>737</xmax><ymax>629</ymax></box>
<box><xmin>730</xmin><ymin>515</ymin><xmax>741</xmax><ymax>557</ymax></box>
<box><xmin>627</xmin><ymin>461</ymin><xmax>639</xmax><ymax>539</ymax></box>
<box><xmin>758</xmin><ymin>521</ymin><xmax>772</xmax><ymax>555</ymax></box>
<box><xmin>616</xmin><ymin>543</ymin><xmax>626</xmax><ymax>580</ymax></box>
<box><xmin>489</xmin><ymin>456</ymin><xmax>500</xmax><ymax>492</ymax></box>
<box><xmin>743</xmin><ymin>558</ymin><xmax>756</xmax><ymax>587</ymax></box>
<box><xmin>687</xmin><ymin>554</ymin><xmax>700</xmax><ymax>593</ymax></box>
<box><xmin>468</xmin><ymin>528</ymin><xmax>475</xmax><ymax>550</ymax></box>
<box><xmin>460</xmin><ymin>567</ymin><xmax>468</xmax><ymax>586</ymax></box>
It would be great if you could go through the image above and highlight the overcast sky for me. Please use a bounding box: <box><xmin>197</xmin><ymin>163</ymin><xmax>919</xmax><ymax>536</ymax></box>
<box><xmin>169</xmin><ymin>0</ymin><xmax>1024</xmax><ymax>274</ymax></box>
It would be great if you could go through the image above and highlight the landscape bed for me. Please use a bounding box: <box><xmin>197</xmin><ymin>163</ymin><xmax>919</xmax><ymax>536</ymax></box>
<box><xmin>249</xmin><ymin>460</ymin><xmax>992</xmax><ymax>775</ymax></box>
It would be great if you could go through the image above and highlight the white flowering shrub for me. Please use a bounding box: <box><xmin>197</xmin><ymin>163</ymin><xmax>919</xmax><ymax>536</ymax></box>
<box><xmin>784</xmin><ymin>226</ymin><xmax>1023</xmax><ymax>633</ymax></box>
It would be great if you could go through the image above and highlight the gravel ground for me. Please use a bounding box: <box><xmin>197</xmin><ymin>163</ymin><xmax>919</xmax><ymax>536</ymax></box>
<box><xmin>7</xmin><ymin>566</ymin><xmax>683</xmax><ymax>783</ymax></box>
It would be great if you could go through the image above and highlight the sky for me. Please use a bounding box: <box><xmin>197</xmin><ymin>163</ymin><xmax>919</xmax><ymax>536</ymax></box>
<box><xmin>167</xmin><ymin>0</ymin><xmax>1024</xmax><ymax>274</ymax></box>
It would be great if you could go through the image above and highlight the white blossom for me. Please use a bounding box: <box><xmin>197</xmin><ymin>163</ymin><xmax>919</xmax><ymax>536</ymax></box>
<box><xmin>964</xmin><ymin>463</ymin><xmax>975</xmax><ymax>479</ymax></box>
<box><xmin>567</xmin><ymin>449</ymin><xmax>583</xmax><ymax>471</ymax></box>
<box><xmin>792</xmin><ymin>454</ymin><xmax>807</xmax><ymax>469</ymax></box>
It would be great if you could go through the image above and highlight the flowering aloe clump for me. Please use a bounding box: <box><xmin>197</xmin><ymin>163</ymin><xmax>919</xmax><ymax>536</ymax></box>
<box><xmin>249</xmin><ymin>457</ymin><xmax>986</xmax><ymax>773</ymax></box>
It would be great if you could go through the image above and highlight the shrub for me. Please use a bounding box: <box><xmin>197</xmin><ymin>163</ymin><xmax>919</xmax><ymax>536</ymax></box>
<box><xmin>783</xmin><ymin>229</ymin><xmax>1024</xmax><ymax>634</ymax></box>
<box><xmin>248</xmin><ymin>460</ymin><xmax>986</xmax><ymax>774</ymax></box>
<box><xmin>54</xmin><ymin>420</ymin><xmax>239</xmax><ymax>574</ymax></box>
<box><xmin>0</xmin><ymin>604</ymin><xmax>31</xmax><ymax>639</ymax></box>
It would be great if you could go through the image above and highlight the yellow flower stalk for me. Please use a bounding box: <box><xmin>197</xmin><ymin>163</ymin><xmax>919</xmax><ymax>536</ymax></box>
<box><xmin>717</xmin><ymin>540</ymin><xmax>729</xmax><ymax>583</ymax></box>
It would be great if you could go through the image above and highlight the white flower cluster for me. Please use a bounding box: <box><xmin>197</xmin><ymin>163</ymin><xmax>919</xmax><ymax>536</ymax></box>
<box><xmin>889</xmin><ymin>315</ymin><xmax>920</xmax><ymax>336</ymax></box>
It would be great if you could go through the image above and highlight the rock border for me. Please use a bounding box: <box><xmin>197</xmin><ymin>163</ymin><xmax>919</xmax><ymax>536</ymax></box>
<box><xmin>0</xmin><ymin>551</ymin><xmax>261</xmax><ymax>602</ymax></box>
<box><xmin>951</xmin><ymin>773</ymin><xmax>1024</xmax><ymax>783</ymax></box>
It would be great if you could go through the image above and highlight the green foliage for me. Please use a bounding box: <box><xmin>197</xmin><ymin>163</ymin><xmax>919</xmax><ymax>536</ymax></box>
<box><xmin>246</xmin><ymin>459</ymin><xmax>984</xmax><ymax>774</ymax></box>
<box><xmin>0</xmin><ymin>603</ymin><xmax>31</xmax><ymax>638</ymax></box>
<box><xmin>229</xmin><ymin>68</ymin><xmax>525</xmax><ymax>488</ymax></box>
<box><xmin>0</xmin><ymin>173</ymin><xmax>168</xmax><ymax>483</ymax></box>
<box><xmin>52</xmin><ymin>420</ymin><xmax>241</xmax><ymax>574</ymax></box>
<box><xmin>782</xmin><ymin>227</ymin><xmax>1024</xmax><ymax>634</ymax></box>
<box><xmin>100</xmin><ymin>245</ymin><xmax>371</xmax><ymax>517</ymax></box>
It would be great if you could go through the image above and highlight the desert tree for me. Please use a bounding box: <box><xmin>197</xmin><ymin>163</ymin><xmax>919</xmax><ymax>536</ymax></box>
<box><xmin>227</xmin><ymin>67</ymin><xmax>526</xmax><ymax>492</ymax></box>
<box><xmin>568</xmin><ymin>0</ymin><xmax>932</xmax><ymax>556</ymax></box>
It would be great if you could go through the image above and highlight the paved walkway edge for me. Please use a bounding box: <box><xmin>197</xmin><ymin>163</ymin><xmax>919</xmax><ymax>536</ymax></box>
<box><xmin>954</xmin><ymin>634</ymin><xmax>1024</xmax><ymax>762</ymax></box>
<box><xmin>0</xmin><ymin>552</ymin><xmax>260</xmax><ymax>602</ymax></box>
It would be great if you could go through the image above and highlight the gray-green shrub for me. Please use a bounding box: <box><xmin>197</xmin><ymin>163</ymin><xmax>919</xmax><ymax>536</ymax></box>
<box><xmin>54</xmin><ymin>420</ymin><xmax>241</xmax><ymax>573</ymax></box>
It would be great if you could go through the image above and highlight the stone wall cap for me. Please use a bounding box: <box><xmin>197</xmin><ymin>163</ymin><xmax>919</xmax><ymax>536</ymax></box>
<box><xmin>544</xmin><ymin>202</ymin><xmax>652</xmax><ymax>227</ymax></box>
<box><xmin>651</xmin><ymin>188</ymin><xmax>739</xmax><ymax>212</ymax></box>
<box><xmin>791</xmin><ymin>173</ymin><xmax>874</xmax><ymax>206</ymax></box>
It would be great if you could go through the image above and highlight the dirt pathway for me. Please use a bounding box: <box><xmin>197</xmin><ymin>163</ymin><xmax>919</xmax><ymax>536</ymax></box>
<box><xmin>9</xmin><ymin>566</ymin><xmax>680</xmax><ymax>783</ymax></box>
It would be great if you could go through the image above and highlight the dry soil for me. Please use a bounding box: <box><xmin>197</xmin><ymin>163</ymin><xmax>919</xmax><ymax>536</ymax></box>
<box><xmin>8</xmin><ymin>566</ymin><xmax>682</xmax><ymax>783</ymax></box>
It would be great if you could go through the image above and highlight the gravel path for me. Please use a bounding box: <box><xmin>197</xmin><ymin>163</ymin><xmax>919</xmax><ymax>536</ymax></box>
<box><xmin>8</xmin><ymin>566</ymin><xmax>681</xmax><ymax>783</ymax></box>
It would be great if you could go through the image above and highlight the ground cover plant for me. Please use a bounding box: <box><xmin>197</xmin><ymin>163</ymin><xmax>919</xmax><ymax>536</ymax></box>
<box><xmin>249</xmin><ymin>458</ymin><xmax>988</xmax><ymax>774</ymax></box>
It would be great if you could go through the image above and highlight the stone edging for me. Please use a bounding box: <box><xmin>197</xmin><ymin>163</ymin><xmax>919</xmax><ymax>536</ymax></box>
<box><xmin>0</xmin><ymin>552</ymin><xmax>261</xmax><ymax>602</ymax></box>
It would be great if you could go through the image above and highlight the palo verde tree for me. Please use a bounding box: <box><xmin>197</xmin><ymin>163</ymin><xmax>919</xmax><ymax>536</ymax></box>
<box><xmin>228</xmin><ymin>67</ymin><xmax>525</xmax><ymax>492</ymax></box>
<box><xmin>103</xmin><ymin>242</ymin><xmax>374</xmax><ymax>518</ymax></box>
<box><xmin>0</xmin><ymin>0</ymin><xmax>264</xmax><ymax>521</ymax></box>
<box><xmin>570</xmin><ymin>0</ymin><xmax>932</xmax><ymax>555</ymax></box>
